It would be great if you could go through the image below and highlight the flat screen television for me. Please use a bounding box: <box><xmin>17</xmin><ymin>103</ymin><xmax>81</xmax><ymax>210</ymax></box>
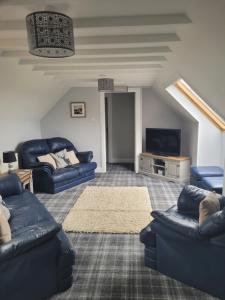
<box><xmin>146</xmin><ymin>128</ymin><xmax>181</xmax><ymax>156</ymax></box>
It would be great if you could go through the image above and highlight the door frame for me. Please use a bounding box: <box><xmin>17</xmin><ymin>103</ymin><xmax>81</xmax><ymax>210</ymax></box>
<box><xmin>99</xmin><ymin>88</ymin><xmax>142</xmax><ymax>173</ymax></box>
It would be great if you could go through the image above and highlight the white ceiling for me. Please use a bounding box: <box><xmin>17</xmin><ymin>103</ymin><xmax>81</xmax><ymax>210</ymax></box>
<box><xmin>0</xmin><ymin>0</ymin><xmax>193</xmax><ymax>88</ymax></box>
<box><xmin>0</xmin><ymin>0</ymin><xmax>224</xmax><ymax>120</ymax></box>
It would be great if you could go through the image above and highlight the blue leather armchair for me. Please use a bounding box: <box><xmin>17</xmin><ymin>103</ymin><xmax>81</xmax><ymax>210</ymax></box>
<box><xmin>0</xmin><ymin>174</ymin><xmax>75</xmax><ymax>300</ymax></box>
<box><xmin>19</xmin><ymin>137</ymin><xmax>97</xmax><ymax>193</ymax></box>
<box><xmin>140</xmin><ymin>185</ymin><xmax>225</xmax><ymax>299</ymax></box>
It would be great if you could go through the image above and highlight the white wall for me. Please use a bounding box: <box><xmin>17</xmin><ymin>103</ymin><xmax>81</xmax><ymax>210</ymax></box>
<box><xmin>41</xmin><ymin>87</ymin><xmax>102</xmax><ymax>171</ymax></box>
<box><xmin>152</xmin><ymin>1</ymin><xmax>225</xmax><ymax>121</ymax></box>
<box><xmin>0</xmin><ymin>120</ymin><xmax>41</xmax><ymax>154</ymax></box>
<box><xmin>142</xmin><ymin>88</ymin><xmax>185</xmax><ymax>151</ymax></box>
<box><xmin>0</xmin><ymin>57</ymin><xmax>69</xmax><ymax>172</ymax></box>
<box><xmin>40</xmin><ymin>86</ymin><xmax>200</xmax><ymax>171</ymax></box>
<box><xmin>0</xmin><ymin>120</ymin><xmax>41</xmax><ymax>172</ymax></box>
<box><xmin>167</xmin><ymin>85</ymin><xmax>223</xmax><ymax>166</ymax></box>
<box><xmin>106</xmin><ymin>93</ymin><xmax>135</xmax><ymax>163</ymax></box>
<box><xmin>181</xmin><ymin>120</ymin><xmax>198</xmax><ymax>165</ymax></box>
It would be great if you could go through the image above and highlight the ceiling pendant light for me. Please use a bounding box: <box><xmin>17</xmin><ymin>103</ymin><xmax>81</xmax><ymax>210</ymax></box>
<box><xmin>26</xmin><ymin>11</ymin><xmax>75</xmax><ymax>58</ymax></box>
<box><xmin>98</xmin><ymin>78</ymin><xmax>114</xmax><ymax>92</ymax></box>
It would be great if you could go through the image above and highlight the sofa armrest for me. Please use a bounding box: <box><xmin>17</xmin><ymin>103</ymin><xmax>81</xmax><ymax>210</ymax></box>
<box><xmin>151</xmin><ymin>209</ymin><xmax>202</xmax><ymax>240</ymax></box>
<box><xmin>177</xmin><ymin>185</ymin><xmax>208</xmax><ymax>218</ymax></box>
<box><xmin>210</xmin><ymin>232</ymin><xmax>225</xmax><ymax>248</ymax></box>
<box><xmin>0</xmin><ymin>174</ymin><xmax>23</xmax><ymax>199</ymax></box>
<box><xmin>0</xmin><ymin>221</ymin><xmax>60</xmax><ymax>262</ymax></box>
<box><xmin>199</xmin><ymin>209</ymin><xmax>225</xmax><ymax>238</ymax></box>
<box><xmin>29</xmin><ymin>162</ymin><xmax>55</xmax><ymax>175</ymax></box>
<box><xmin>76</xmin><ymin>151</ymin><xmax>93</xmax><ymax>163</ymax></box>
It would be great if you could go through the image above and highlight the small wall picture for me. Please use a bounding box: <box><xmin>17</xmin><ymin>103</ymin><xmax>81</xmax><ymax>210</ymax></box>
<box><xmin>71</xmin><ymin>102</ymin><xmax>86</xmax><ymax>118</ymax></box>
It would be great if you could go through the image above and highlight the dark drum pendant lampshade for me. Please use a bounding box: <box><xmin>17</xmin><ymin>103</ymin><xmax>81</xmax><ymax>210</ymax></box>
<box><xmin>98</xmin><ymin>78</ymin><xmax>114</xmax><ymax>92</ymax></box>
<box><xmin>26</xmin><ymin>11</ymin><xmax>75</xmax><ymax>58</ymax></box>
<box><xmin>3</xmin><ymin>151</ymin><xmax>16</xmax><ymax>164</ymax></box>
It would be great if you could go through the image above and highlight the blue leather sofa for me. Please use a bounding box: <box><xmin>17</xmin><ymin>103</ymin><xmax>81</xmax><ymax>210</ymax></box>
<box><xmin>191</xmin><ymin>166</ymin><xmax>224</xmax><ymax>194</ymax></box>
<box><xmin>19</xmin><ymin>137</ymin><xmax>97</xmax><ymax>193</ymax></box>
<box><xmin>140</xmin><ymin>185</ymin><xmax>225</xmax><ymax>299</ymax></box>
<box><xmin>0</xmin><ymin>174</ymin><xmax>75</xmax><ymax>300</ymax></box>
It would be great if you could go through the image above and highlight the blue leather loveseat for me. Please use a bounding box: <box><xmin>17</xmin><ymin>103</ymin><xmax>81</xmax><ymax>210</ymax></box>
<box><xmin>140</xmin><ymin>185</ymin><xmax>225</xmax><ymax>299</ymax></box>
<box><xmin>191</xmin><ymin>166</ymin><xmax>224</xmax><ymax>194</ymax></box>
<box><xmin>19</xmin><ymin>137</ymin><xmax>97</xmax><ymax>193</ymax></box>
<box><xmin>0</xmin><ymin>174</ymin><xmax>75</xmax><ymax>300</ymax></box>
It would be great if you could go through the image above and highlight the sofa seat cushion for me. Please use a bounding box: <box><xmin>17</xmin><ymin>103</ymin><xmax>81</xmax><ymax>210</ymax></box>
<box><xmin>200</xmin><ymin>177</ymin><xmax>223</xmax><ymax>194</ymax></box>
<box><xmin>191</xmin><ymin>166</ymin><xmax>224</xmax><ymax>178</ymax></box>
<box><xmin>52</xmin><ymin>167</ymin><xmax>80</xmax><ymax>184</ymax></box>
<box><xmin>5</xmin><ymin>191</ymin><xmax>56</xmax><ymax>236</ymax></box>
<box><xmin>1</xmin><ymin>191</ymin><xmax>60</xmax><ymax>261</ymax></box>
<box><xmin>76</xmin><ymin>162</ymin><xmax>97</xmax><ymax>175</ymax></box>
<box><xmin>52</xmin><ymin>162</ymin><xmax>97</xmax><ymax>184</ymax></box>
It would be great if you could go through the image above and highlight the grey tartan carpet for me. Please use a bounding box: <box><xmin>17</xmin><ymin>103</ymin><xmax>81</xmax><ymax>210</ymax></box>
<box><xmin>37</xmin><ymin>164</ymin><xmax>216</xmax><ymax>300</ymax></box>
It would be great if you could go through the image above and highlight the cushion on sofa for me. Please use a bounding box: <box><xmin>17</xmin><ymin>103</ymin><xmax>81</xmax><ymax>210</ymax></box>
<box><xmin>37</xmin><ymin>154</ymin><xmax>57</xmax><ymax>169</ymax></box>
<box><xmin>66</xmin><ymin>150</ymin><xmax>79</xmax><ymax>165</ymax></box>
<box><xmin>51</xmin><ymin>149</ymin><xmax>70</xmax><ymax>168</ymax></box>
<box><xmin>199</xmin><ymin>192</ymin><xmax>220</xmax><ymax>225</ymax></box>
<box><xmin>0</xmin><ymin>210</ymin><xmax>11</xmax><ymax>244</ymax></box>
<box><xmin>0</xmin><ymin>195</ymin><xmax>10</xmax><ymax>221</ymax></box>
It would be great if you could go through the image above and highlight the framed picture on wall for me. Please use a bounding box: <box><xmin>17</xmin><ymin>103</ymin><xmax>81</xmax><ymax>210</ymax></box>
<box><xmin>71</xmin><ymin>102</ymin><xmax>86</xmax><ymax>118</ymax></box>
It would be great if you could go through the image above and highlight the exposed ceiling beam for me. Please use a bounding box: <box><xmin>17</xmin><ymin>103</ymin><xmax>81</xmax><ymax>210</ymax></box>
<box><xmin>0</xmin><ymin>46</ymin><xmax>172</xmax><ymax>58</ymax></box>
<box><xmin>19</xmin><ymin>56</ymin><xmax>166</xmax><ymax>65</ymax></box>
<box><xmin>76</xmin><ymin>33</ymin><xmax>180</xmax><ymax>45</ymax></box>
<box><xmin>33</xmin><ymin>64</ymin><xmax>162</xmax><ymax>71</ymax></box>
<box><xmin>46</xmin><ymin>71</ymin><xmax>156</xmax><ymax>78</ymax></box>
<box><xmin>43</xmin><ymin>70</ymin><xmax>157</xmax><ymax>76</ymax></box>
<box><xmin>0</xmin><ymin>33</ymin><xmax>180</xmax><ymax>49</ymax></box>
<box><xmin>0</xmin><ymin>14</ymin><xmax>191</xmax><ymax>31</ymax></box>
<box><xmin>75</xmin><ymin>14</ymin><xmax>191</xmax><ymax>28</ymax></box>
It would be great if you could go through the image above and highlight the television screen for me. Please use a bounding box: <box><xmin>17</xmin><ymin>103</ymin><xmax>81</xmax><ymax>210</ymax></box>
<box><xmin>146</xmin><ymin>128</ymin><xmax>181</xmax><ymax>156</ymax></box>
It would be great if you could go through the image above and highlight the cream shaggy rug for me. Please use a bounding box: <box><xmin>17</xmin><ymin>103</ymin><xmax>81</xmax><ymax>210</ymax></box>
<box><xmin>62</xmin><ymin>186</ymin><xmax>152</xmax><ymax>234</ymax></box>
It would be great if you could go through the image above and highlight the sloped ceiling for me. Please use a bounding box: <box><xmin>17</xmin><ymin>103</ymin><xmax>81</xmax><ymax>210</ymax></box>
<box><xmin>152</xmin><ymin>0</ymin><xmax>225</xmax><ymax>120</ymax></box>
<box><xmin>0</xmin><ymin>0</ymin><xmax>224</xmax><ymax>120</ymax></box>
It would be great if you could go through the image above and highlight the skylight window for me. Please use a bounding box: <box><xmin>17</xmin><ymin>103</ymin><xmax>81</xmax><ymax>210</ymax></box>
<box><xmin>175</xmin><ymin>79</ymin><xmax>225</xmax><ymax>131</ymax></box>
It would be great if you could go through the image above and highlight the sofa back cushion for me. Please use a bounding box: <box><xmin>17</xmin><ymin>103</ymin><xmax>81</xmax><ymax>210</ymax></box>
<box><xmin>20</xmin><ymin>139</ymin><xmax>50</xmax><ymax>168</ymax></box>
<box><xmin>19</xmin><ymin>137</ymin><xmax>77</xmax><ymax>169</ymax></box>
<box><xmin>177</xmin><ymin>185</ymin><xmax>208</xmax><ymax>217</ymax></box>
<box><xmin>47</xmin><ymin>137</ymin><xmax>77</xmax><ymax>154</ymax></box>
<box><xmin>178</xmin><ymin>185</ymin><xmax>225</xmax><ymax>219</ymax></box>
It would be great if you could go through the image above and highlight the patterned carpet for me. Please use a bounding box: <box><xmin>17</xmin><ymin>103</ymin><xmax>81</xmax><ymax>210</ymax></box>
<box><xmin>37</xmin><ymin>164</ymin><xmax>216</xmax><ymax>300</ymax></box>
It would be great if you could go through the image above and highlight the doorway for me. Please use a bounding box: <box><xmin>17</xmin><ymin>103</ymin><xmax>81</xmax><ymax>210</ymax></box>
<box><xmin>100</xmin><ymin>88</ymin><xmax>142</xmax><ymax>173</ymax></box>
<box><xmin>105</xmin><ymin>92</ymin><xmax>135</xmax><ymax>171</ymax></box>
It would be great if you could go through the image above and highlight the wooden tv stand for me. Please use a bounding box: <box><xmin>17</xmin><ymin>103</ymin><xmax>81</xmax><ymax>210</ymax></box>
<box><xmin>139</xmin><ymin>152</ymin><xmax>190</xmax><ymax>184</ymax></box>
